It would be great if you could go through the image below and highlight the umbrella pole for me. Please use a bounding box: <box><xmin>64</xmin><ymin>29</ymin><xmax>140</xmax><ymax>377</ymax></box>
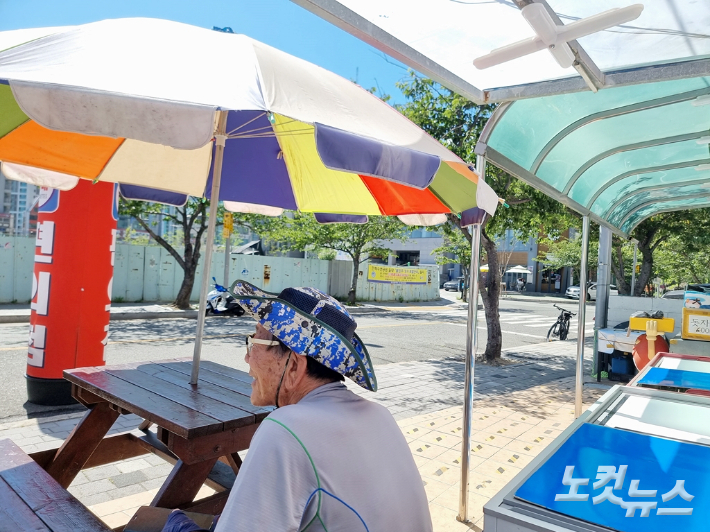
<box><xmin>575</xmin><ymin>215</ymin><xmax>590</xmax><ymax>417</ymax></box>
<box><xmin>191</xmin><ymin>110</ymin><xmax>229</xmax><ymax>384</ymax></box>
<box><xmin>458</xmin><ymin>220</ymin><xmax>482</xmax><ymax>523</ymax></box>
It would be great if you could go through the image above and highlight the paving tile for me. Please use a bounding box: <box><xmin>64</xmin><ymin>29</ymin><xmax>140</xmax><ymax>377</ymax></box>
<box><xmin>79</xmin><ymin>491</ymin><xmax>112</xmax><ymax>507</ymax></box>
<box><xmin>423</xmin><ymin>476</ymin><xmax>451</xmax><ymax>502</ymax></box>
<box><xmin>100</xmin><ymin>512</ymin><xmax>131</xmax><ymax>529</ymax></box>
<box><xmin>468</xmin><ymin>430</ymin><xmax>513</xmax><ymax>449</ymax></box>
<box><xmin>502</xmin><ymin>438</ymin><xmax>551</xmax><ymax>457</ymax></box>
<box><xmin>417</xmin><ymin>430</ymin><xmax>460</xmax><ymax>449</ymax></box>
<box><xmin>110</xmin><ymin>470</ymin><xmax>148</xmax><ymax>488</ymax></box>
<box><xmin>142</xmin><ymin>463</ymin><xmax>175</xmax><ymax>480</ymax></box>
<box><xmin>428</xmin><ymin>503</ymin><xmax>477</xmax><ymax>532</ymax></box>
<box><xmin>488</xmin><ymin>448</ymin><xmax>536</xmax><ymax>469</ymax></box>
<box><xmin>419</xmin><ymin>459</ymin><xmax>462</xmax><ymax>486</ymax></box>
<box><xmin>84</xmin><ymin>464</ymin><xmax>122</xmax><ymax>482</ymax></box>
<box><xmin>466</xmin><ymin>442</ymin><xmax>499</xmax><ymax>459</ymax></box>
<box><xmin>106</xmin><ymin>483</ymin><xmax>149</xmax><ymax>500</ymax></box>
<box><xmin>516</xmin><ymin>426</ymin><xmax>563</xmax><ymax>445</ymax></box>
<box><xmin>90</xmin><ymin>488</ymin><xmax>159</xmax><ymax>517</ymax></box>
<box><xmin>115</xmin><ymin>458</ymin><xmax>152</xmax><ymax>474</ymax></box>
<box><xmin>143</xmin><ymin>453</ymin><xmax>168</xmax><ymax>466</ymax></box>
<box><xmin>472</xmin><ymin>457</ymin><xmax>522</xmax><ymax>481</ymax></box>
<box><xmin>68</xmin><ymin>479</ymin><xmax>114</xmax><ymax>499</ymax></box>
<box><xmin>409</xmin><ymin>440</ymin><xmax>449</xmax><ymax>460</ymax></box>
<box><xmin>140</xmin><ymin>477</ymin><xmax>167</xmax><ymax>491</ymax></box>
<box><xmin>69</xmin><ymin>471</ymin><xmax>90</xmax><ymax>487</ymax></box>
<box><xmin>484</xmin><ymin>418</ymin><xmax>525</xmax><ymax>436</ymax></box>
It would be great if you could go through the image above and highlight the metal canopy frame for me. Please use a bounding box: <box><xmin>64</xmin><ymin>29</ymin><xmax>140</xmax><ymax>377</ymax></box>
<box><xmin>475</xmin><ymin>145</ymin><xmax>632</xmax><ymax>237</ymax></box>
<box><xmin>291</xmin><ymin>0</ymin><xmax>710</xmax><ymax>104</ymax></box>
<box><xmin>474</xmin><ymin>75</ymin><xmax>710</xmax><ymax>236</ymax></box>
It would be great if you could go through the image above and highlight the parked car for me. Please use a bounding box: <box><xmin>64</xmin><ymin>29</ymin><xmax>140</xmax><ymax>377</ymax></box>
<box><xmin>443</xmin><ymin>277</ymin><xmax>464</xmax><ymax>291</ymax></box>
<box><xmin>662</xmin><ymin>290</ymin><xmax>685</xmax><ymax>299</ymax></box>
<box><xmin>565</xmin><ymin>282</ymin><xmax>618</xmax><ymax>301</ymax></box>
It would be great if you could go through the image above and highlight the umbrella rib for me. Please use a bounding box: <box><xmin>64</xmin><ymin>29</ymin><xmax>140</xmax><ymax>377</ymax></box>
<box><xmin>226</xmin><ymin>112</ymin><xmax>267</xmax><ymax>136</ymax></box>
<box><xmin>228</xmin><ymin>128</ymin><xmax>315</xmax><ymax>139</ymax></box>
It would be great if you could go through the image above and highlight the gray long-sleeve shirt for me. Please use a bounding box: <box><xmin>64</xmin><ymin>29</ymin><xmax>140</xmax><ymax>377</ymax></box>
<box><xmin>215</xmin><ymin>382</ymin><xmax>433</xmax><ymax>532</ymax></box>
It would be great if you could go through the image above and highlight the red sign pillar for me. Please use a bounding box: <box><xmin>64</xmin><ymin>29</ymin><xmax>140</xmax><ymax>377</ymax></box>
<box><xmin>26</xmin><ymin>180</ymin><xmax>118</xmax><ymax>405</ymax></box>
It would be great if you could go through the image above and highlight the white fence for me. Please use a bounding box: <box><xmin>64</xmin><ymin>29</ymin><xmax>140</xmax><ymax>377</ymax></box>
<box><xmin>0</xmin><ymin>237</ymin><xmax>440</xmax><ymax>303</ymax></box>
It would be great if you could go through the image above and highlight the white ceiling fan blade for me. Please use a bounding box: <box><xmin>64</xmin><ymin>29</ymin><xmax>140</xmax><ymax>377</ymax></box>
<box><xmin>473</xmin><ymin>36</ymin><xmax>546</xmax><ymax>70</ymax></box>
<box><xmin>521</xmin><ymin>3</ymin><xmax>558</xmax><ymax>46</ymax></box>
<box><xmin>557</xmin><ymin>4</ymin><xmax>644</xmax><ymax>43</ymax></box>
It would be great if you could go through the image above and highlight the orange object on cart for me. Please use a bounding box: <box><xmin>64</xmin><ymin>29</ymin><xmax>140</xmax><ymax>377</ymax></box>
<box><xmin>632</xmin><ymin>333</ymin><xmax>669</xmax><ymax>371</ymax></box>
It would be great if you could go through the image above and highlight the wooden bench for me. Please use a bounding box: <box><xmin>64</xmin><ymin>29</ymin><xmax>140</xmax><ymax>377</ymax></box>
<box><xmin>0</xmin><ymin>438</ymin><xmax>112</xmax><ymax>532</ymax></box>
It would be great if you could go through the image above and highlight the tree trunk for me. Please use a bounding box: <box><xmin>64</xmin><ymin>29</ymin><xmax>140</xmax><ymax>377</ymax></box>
<box><xmin>174</xmin><ymin>247</ymin><xmax>200</xmax><ymax>310</ymax></box>
<box><xmin>635</xmin><ymin>241</ymin><xmax>654</xmax><ymax>296</ymax></box>
<box><xmin>610</xmin><ymin>242</ymin><xmax>630</xmax><ymax>295</ymax></box>
<box><xmin>479</xmin><ymin>227</ymin><xmax>503</xmax><ymax>363</ymax></box>
<box><xmin>348</xmin><ymin>254</ymin><xmax>360</xmax><ymax>305</ymax></box>
<box><xmin>175</xmin><ymin>267</ymin><xmax>196</xmax><ymax>309</ymax></box>
<box><xmin>460</xmin><ymin>264</ymin><xmax>469</xmax><ymax>302</ymax></box>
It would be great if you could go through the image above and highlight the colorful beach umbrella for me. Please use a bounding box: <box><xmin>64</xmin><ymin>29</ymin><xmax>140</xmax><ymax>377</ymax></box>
<box><xmin>0</xmin><ymin>19</ymin><xmax>498</xmax><ymax>220</ymax></box>
<box><xmin>0</xmin><ymin>19</ymin><xmax>498</xmax><ymax>379</ymax></box>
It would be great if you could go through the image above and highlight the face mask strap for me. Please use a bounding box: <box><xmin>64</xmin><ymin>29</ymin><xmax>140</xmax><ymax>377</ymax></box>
<box><xmin>274</xmin><ymin>350</ymin><xmax>293</xmax><ymax>408</ymax></box>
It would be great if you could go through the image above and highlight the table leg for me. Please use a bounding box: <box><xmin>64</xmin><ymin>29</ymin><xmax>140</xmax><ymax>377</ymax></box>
<box><xmin>225</xmin><ymin>452</ymin><xmax>242</xmax><ymax>476</ymax></box>
<box><xmin>46</xmin><ymin>401</ymin><xmax>120</xmax><ymax>488</ymax></box>
<box><xmin>151</xmin><ymin>458</ymin><xmax>219</xmax><ymax>509</ymax></box>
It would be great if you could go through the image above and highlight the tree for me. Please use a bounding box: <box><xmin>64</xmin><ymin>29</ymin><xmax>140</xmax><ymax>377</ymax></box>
<box><xmin>534</xmin><ymin>234</ymin><xmax>599</xmax><ymax>286</ymax></box>
<box><xmin>262</xmin><ymin>213</ymin><xmax>408</xmax><ymax>304</ymax></box>
<box><xmin>654</xmin><ymin>235</ymin><xmax>710</xmax><ymax>288</ymax></box>
<box><xmin>608</xmin><ymin>210</ymin><xmax>710</xmax><ymax>296</ymax></box>
<box><xmin>397</xmin><ymin>74</ymin><xmax>572</xmax><ymax>363</ymax></box>
<box><xmin>431</xmin><ymin>230</ymin><xmax>471</xmax><ymax>301</ymax></box>
<box><xmin>119</xmin><ymin>199</ymin><xmax>272</xmax><ymax>309</ymax></box>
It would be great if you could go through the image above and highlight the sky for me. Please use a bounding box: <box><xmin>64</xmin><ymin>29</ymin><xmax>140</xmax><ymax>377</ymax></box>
<box><xmin>0</xmin><ymin>0</ymin><xmax>413</xmax><ymax>104</ymax></box>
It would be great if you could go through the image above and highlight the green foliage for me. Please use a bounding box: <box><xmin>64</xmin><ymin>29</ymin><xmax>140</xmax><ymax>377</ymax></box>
<box><xmin>317</xmin><ymin>249</ymin><xmax>337</xmax><ymax>261</ymax></box>
<box><xmin>261</xmin><ymin>212</ymin><xmax>408</xmax><ymax>303</ymax></box>
<box><xmin>534</xmin><ymin>234</ymin><xmax>599</xmax><ymax>281</ymax></box>
<box><xmin>121</xmin><ymin>226</ymin><xmax>151</xmax><ymax>246</ymax></box>
<box><xmin>261</xmin><ymin>212</ymin><xmax>408</xmax><ymax>264</ymax></box>
<box><xmin>618</xmin><ymin>209</ymin><xmax>710</xmax><ymax>295</ymax></box>
<box><xmin>654</xmin><ymin>233</ymin><xmax>710</xmax><ymax>287</ymax></box>
<box><xmin>396</xmin><ymin>73</ymin><xmax>572</xmax><ymax>242</ymax></box>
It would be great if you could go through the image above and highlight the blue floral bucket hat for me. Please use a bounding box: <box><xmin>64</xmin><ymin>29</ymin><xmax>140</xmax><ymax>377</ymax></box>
<box><xmin>229</xmin><ymin>280</ymin><xmax>377</xmax><ymax>392</ymax></box>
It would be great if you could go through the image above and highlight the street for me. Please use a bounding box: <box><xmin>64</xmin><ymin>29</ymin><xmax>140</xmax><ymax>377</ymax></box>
<box><xmin>0</xmin><ymin>292</ymin><xmax>594</xmax><ymax>421</ymax></box>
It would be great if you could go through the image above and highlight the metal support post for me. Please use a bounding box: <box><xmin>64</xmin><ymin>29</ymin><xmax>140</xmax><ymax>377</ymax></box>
<box><xmin>575</xmin><ymin>215</ymin><xmax>590</xmax><ymax>418</ymax></box>
<box><xmin>223</xmin><ymin>234</ymin><xmax>231</xmax><ymax>288</ymax></box>
<box><xmin>458</xmin><ymin>155</ymin><xmax>486</xmax><ymax>524</ymax></box>
<box><xmin>458</xmin><ymin>222</ymin><xmax>482</xmax><ymax>523</ymax></box>
<box><xmin>631</xmin><ymin>240</ymin><xmax>638</xmax><ymax>296</ymax></box>
<box><xmin>595</xmin><ymin>226</ymin><xmax>612</xmax><ymax>384</ymax></box>
<box><xmin>191</xmin><ymin>110</ymin><xmax>229</xmax><ymax>384</ymax></box>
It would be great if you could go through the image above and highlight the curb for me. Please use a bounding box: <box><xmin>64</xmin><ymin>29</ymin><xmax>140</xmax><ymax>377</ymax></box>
<box><xmin>0</xmin><ymin>310</ymin><xmax>199</xmax><ymax>324</ymax></box>
<box><xmin>0</xmin><ymin>302</ymin><xmax>461</xmax><ymax>324</ymax></box>
<box><xmin>346</xmin><ymin>306</ymin><xmax>389</xmax><ymax>315</ymax></box>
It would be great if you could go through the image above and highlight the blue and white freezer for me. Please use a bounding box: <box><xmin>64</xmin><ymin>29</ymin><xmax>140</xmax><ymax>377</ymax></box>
<box><xmin>483</xmin><ymin>385</ymin><xmax>710</xmax><ymax>532</ymax></box>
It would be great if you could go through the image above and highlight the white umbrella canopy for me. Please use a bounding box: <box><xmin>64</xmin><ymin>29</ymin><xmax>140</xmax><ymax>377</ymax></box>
<box><xmin>0</xmin><ymin>18</ymin><xmax>499</xmax><ymax>380</ymax></box>
<box><xmin>505</xmin><ymin>265</ymin><xmax>532</xmax><ymax>274</ymax></box>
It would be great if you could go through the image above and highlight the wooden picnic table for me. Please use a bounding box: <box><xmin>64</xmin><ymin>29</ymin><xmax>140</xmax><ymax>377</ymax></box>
<box><xmin>34</xmin><ymin>358</ymin><xmax>269</xmax><ymax>514</ymax></box>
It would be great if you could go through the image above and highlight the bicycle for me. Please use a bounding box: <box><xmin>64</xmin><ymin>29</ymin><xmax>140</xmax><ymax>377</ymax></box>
<box><xmin>547</xmin><ymin>304</ymin><xmax>576</xmax><ymax>341</ymax></box>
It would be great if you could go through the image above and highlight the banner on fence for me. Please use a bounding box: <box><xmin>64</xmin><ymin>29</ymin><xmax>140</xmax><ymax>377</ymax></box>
<box><xmin>367</xmin><ymin>264</ymin><xmax>428</xmax><ymax>284</ymax></box>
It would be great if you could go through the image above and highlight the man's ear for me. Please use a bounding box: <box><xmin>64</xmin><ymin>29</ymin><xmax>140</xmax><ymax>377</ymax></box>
<box><xmin>287</xmin><ymin>351</ymin><xmax>308</xmax><ymax>384</ymax></box>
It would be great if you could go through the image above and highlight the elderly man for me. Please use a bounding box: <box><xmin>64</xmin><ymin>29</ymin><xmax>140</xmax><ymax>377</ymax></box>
<box><xmin>191</xmin><ymin>281</ymin><xmax>432</xmax><ymax>532</ymax></box>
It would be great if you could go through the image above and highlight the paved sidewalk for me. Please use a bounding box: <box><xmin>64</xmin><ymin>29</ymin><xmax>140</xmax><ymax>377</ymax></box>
<box><xmin>0</xmin><ymin>340</ymin><xmax>603</xmax><ymax>530</ymax></box>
